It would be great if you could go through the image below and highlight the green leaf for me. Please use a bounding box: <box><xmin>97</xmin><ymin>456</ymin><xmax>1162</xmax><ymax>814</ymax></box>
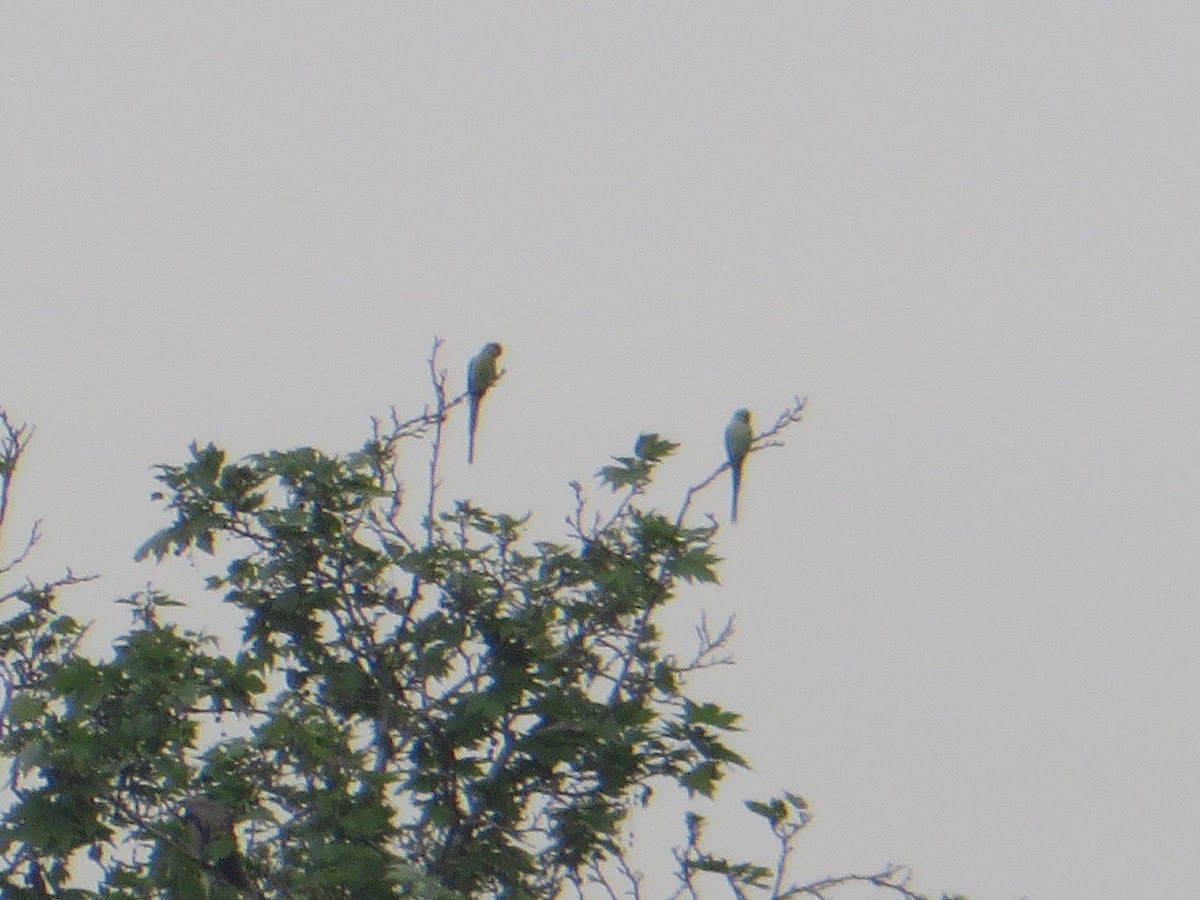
<box><xmin>783</xmin><ymin>790</ymin><xmax>809</xmax><ymax>813</ymax></box>
<box><xmin>666</xmin><ymin>547</ymin><xmax>721</xmax><ymax>584</ymax></box>
<box><xmin>192</xmin><ymin>442</ymin><xmax>225</xmax><ymax>481</ymax></box>
<box><xmin>597</xmin><ymin>458</ymin><xmax>646</xmax><ymax>491</ymax></box>
<box><xmin>679</xmin><ymin>761</ymin><xmax>720</xmax><ymax>797</ymax></box>
<box><xmin>685</xmin><ymin>701</ymin><xmax>742</xmax><ymax>731</ymax></box>
<box><xmin>633</xmin><ymin>432</ymin><xmax>679</xmax><ymax>462</ymax></box>
<box><xmin>744</xmin><ymin>798</ymin><xmax>787</xmax><ymax>827</ymax></box>
<box><xmin>7</xmin><ymin>693</ymin><xmax>45</xmax><ymax>723</ymax></box>
<box><xmin>133</xmin><ymin>528</ymin><xmax>173</xmax><ymax>563</ymax></box>
<box><xmin>687</xmin><ymin>854</ymin><xmax>733</xmax><ymax>874</ymax></box>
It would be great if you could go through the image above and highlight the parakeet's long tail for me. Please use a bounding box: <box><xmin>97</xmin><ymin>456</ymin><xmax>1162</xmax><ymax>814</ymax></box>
<box><xmin>467</xmin><ymin>395</ymin><xmax>479</xmax><ymax>464</ymax></box>
<box><xmin>730</xmin><ymin>461</ymin><xmax>743</xmax><ymax>523</ymax></box>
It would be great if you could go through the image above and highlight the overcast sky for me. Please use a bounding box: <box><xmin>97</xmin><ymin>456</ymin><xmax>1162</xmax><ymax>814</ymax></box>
<box><xmin>3</xmin><ymin>6</ymin><xmax>1198</xmax><ymax>899</ymax></box>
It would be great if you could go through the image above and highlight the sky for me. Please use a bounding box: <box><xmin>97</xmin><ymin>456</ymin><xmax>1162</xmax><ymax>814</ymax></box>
<box><xmin>2</xmin><ymin>6</ymin><xmax>1199</xmax><ymax>899</ymax></box>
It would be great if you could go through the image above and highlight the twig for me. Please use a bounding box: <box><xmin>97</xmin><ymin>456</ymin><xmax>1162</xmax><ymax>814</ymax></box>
<box><xmin>0</xmin><ymin>411</ymin><xmax>37</xmax><ymax>574</ymax></box>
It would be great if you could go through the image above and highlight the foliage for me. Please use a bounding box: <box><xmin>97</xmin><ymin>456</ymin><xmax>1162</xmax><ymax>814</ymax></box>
<box><xmin>0</xmin><ymin>346</ymin><xmax>969</xmax><ymax>899</ymax></box>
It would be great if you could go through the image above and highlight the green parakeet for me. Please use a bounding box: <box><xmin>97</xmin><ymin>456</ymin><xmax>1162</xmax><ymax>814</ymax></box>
<box><xmin>466</xmin><ymin>342</ymin><xmax>503</xmax><ymax>464</ymax></box>
<box><xmin>724</xmin><ymin>408</ymin><xmax>753</xmax><ymax>523</ymax></box>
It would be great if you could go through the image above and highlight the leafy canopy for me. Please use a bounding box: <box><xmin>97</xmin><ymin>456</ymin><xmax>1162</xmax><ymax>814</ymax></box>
<box><xmin>0</xmin><ymin>355</ymin><xmax>967</xmax><ymax>900</ymax></box>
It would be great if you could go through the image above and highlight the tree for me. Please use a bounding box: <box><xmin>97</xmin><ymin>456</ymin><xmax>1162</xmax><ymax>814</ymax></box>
<box><xmin>0</xmin><ymin>343</ymin><xmax>971</xmax><ymax>899</ymax></box>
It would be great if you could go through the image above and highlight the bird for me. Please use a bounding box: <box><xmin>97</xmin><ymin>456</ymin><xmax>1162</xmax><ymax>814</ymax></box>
<box><xmin>724</xmin><ymin>408</ymin><xmax>753</xmax><ymax>523</ymax></box>
<box><xmin>184</xmin><ymin>798</ymin><xmax>254</xmax><ymax>895</ymax></box>
<box><xmin>466</xmin><ymin>342</ymin><xmax>503</xmax><ymax>464</ymax></box>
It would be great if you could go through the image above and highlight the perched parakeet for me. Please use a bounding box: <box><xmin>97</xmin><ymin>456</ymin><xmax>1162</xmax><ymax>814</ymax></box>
<box><xmin>466</xmin><ymin>342</ymin><xmax>503</xmax><ymax>464</ymax></box>
<box><xmin>724</xmin><ymin>408</ymin><xmax>753</xmax><ymax>523</ymax></box>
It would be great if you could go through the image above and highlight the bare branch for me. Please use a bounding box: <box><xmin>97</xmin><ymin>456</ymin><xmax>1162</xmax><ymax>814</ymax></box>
<box><xmin>793</xmin><ymin>863</ymin><xmax>928</xmax><ymax>900</ymax></box>
<box><xmin>0</xmin><ymin>411</ymin><xmax>37</xmax><ymax>574</ymax></box>
<box><xmin>669</xmin><ymin>813</ymin><xmax>706</xmax><ymax>900</ymax></box>
<box><xmin>665</xmin><ymin>611</ymin><xmax>737</xmax><ymax>676</ymax></box>
<box><xmin>0</xmin><ymin>568</ymin><xmax>98</xmax><ymax>608</ymax></box>
<box><xmin>0</xmin><ymin>521</ymin><xmax>41</xmax><ymax>576</ymax></box>
<box><xmin>424</xmin><ymin>336</ymin><xmax>451</xmax><ymax>553</ymax></box>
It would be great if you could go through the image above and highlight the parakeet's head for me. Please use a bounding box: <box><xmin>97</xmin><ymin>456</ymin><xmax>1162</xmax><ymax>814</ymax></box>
<box><xmin>732</xmin><ymin>408</ymin><xmax>751</xmax><ymax>425</ymax></box>
<box><xmin>483</xmin><ymin>342</ymin><xmax>503</xmax><ymax>359</ymax></box>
